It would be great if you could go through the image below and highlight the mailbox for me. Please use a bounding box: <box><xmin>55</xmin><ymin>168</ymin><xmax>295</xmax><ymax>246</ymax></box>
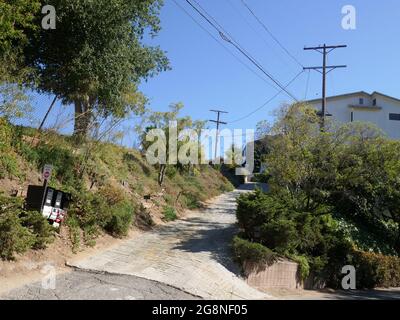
<box><xmin>26</xmin><ymin>185</ymin><xmax>71</xmax><ymax>228</ymax></box>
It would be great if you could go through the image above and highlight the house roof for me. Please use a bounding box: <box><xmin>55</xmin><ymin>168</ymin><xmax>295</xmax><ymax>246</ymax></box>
<box><xmin>306</xmin><ymin>91</ymin><xmax>400</xmax><ymax>104</ymax></box>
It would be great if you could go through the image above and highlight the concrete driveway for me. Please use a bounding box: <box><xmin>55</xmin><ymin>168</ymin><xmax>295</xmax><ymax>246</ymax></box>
<box><xmin>67</xmin><ymin>184</ymin><xmax>268</xmax><ymax>300</ymax></box>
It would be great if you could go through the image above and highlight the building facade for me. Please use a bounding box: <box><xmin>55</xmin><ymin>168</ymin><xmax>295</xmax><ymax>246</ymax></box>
<box><xmin>307</xmin><ymin>91</ymin><xmax>400</xmax><ymax>139</ymax></box>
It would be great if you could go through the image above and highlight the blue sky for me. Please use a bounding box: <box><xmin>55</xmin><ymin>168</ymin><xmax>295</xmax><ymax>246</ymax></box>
<box><xmin>27</xmin><ymin>0</ymin><xmax>400</xmax><ymax>145</ymax></box>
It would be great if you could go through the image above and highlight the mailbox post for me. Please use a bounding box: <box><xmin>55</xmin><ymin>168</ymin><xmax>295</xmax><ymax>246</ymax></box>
<box><xmin>40</xmin><ymin>164</ymin><xmax>53</xmax><ymax>211</ymax></box>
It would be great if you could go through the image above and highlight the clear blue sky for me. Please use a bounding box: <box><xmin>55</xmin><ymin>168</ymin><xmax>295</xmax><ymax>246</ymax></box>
<box><xmin>28</xmin><ymin>0</ymin><xmax>400</xmax><ymax>144</ymax></box>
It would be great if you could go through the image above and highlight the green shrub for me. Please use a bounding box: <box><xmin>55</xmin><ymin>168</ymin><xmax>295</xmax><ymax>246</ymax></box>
<box><xmin>183</xmin><ymin>193</ymin><xmax>201</xmax><ymax>209</ymax></box>
<box><xmin>83</xmin><ymin>224</ymin><xmax>99</xmax><ymax>247</ymax></box>
<box><xmin>289</xmin><ymin>255</ymin><xmax>311</xmax><ymax>281</ymax></box>
<box><xmin>104</xmin><ymin>201</ymin><xmax>134</xmax><ymax>237</ymax></box>
<box><xmin>20</xmin><ymin>211</ymin><xmax>55</xmax><ymax>249</ymax></box>
<box><xmin>0</xmin><ymin>195</ymin><xmax>56</xmax><ymax>260</ymax></box>
<box><xmin>163</xmin><ymin>206</ymin><xmax>177</xmax><ymax>222</ymax></box>
<box><xmin>236</xmin><ymin>190</ymin><xmax>348</xmax><ymax>282</ymax></box>
<box><xmin>66</xmin><ymin>215</ymin><xmax>81</xmax><ymax>253</ymax></box>
<box><xmin>232</xmin><ymin>236</ymin><xmax>277</xmax><ymax>266</ymax></box>
<box><xmin>69</xmin><ymin>187</ymin><xmax>135</xmax><ymax>240</ymax></box>
<box><xmin>0</xmin><ymin>118</ymin><xmax>20</xmax><ymax>178</ymax></box>
<box><xmin>0</xmin><ymin>211</ymin><xmax>34</xmax><ymax>260</ymax></box>
<box><xmin>261</xmin><ymin>219</ymin><xmax>298</xmax><ymax>253</ymax></box>
<box><xmin>163</xmin><ymin>194</ymin><xmax>175</xmax><ymax>206</ymax></box>
<box><xmin>349</xmin><ymin>250</ymin><xmax>400</xmax><ymax>289</ymax></box>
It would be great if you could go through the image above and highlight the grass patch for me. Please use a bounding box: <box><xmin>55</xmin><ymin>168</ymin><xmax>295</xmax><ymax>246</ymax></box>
<box><xmin>163</xmin><ymin>206</ymin><xmax>177</xmax><ymax>222</ymax></box>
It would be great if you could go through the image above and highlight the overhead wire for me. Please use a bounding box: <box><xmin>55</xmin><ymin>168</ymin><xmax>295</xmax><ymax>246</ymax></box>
<box><xmin>240</xmin><ymin>0</ymin><xmax>304</xmax><ymax>69</ymax></box>
<box><xmin>171</xmin><ymin>0</ymin><xmax>281</xmax><ymax>90</ymax></box>
<box><xmin>185</xmin><ymin>0</ymin><xmax>299</xmax><ymax>101</ymax></box>
<box><xmin>229</xmin><ymin>70</ymin><xmax>305</xmax><ymax>124</ymax></box>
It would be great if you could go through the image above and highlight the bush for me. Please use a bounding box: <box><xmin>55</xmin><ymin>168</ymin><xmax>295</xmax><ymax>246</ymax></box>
<box><xmin>66</xmin><ymin>215</ymin><xmax>81</xmax><ymax>253</ymax></box>
<box><xmin>232</xmin><ymin>236</ymin><xmax>277</xmax><ymax>266</ymax></box>
<box><xmin>163</xmin><ymin>206</ymin><xmax>177</xmax><ymax>222</ymax></box>
<box><xmin>104</xmin><ymin>201</ymin><xmax>134</xmax><ymax>237</ymax></box>
<box><xmin>236</xmin><ymin>190</ymin><xmax>348</xmax><ymax>281</ymax></box>
<box><xmin>349</xmin><ymin>250</ymin><xmax>400</xmax><ymax>289</ymax></box>
<box><xmin>0</xmin><ymin>118</ymin><xmax>20</xmax><ymax>178</ymax></box>
<box><xmin>69</xmin><ymin>189</ymin><xmax>135</xmax><ymax>239</ymax></box>
<box><xmin>183</xmin><ymin>193</ymin><xmax>201</xmax><ymax>209</ymax></box>
<box><xmin>289</xmin><ymin>255</ymin><xmax>311</xmax><ymax>281</ymax></box>
<box><xmin>261</xmin><ymin>219</ymin><xmax>298</xmax><ymax>253</ymax></box>
<box><xmin>20</xmin><ymin>211</ymin><xmax>55</xmax><ymax>249</ymax></box>
<box><xmin>0</xmin><ymin>211</ymin><xmax>34</xmax><ymax>260</ymax></box>
<box><xmin>0</xmin><ymin>194</ymin><xmax>56</xmax><ymax>260</ymax></box>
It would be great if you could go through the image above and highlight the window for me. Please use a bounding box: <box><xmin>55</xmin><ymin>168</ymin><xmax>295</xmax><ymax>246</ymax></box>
<box><xmin>359</xmin><ymin>98</ymin><xmax>364</xmax><ymax>105</ymax></box>
<box><xmin>351</xmin><ymin>111</ymin><xmax>354</xmax><ymax>122</ymax></box>
<box><xmin>373</xmin><ymin>99</ymin><xmax>377</xmax><ymax>106</ymax></box>
<box><xmin>389</xmin><ymin>113</ymin><xmax>400</xmax><ymax>121</ymax></box>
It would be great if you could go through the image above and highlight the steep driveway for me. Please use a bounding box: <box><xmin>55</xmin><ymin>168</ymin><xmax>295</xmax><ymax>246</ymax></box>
<box><xmin>69</xmin><ymin>184</ymin><xmax>269</xmax><ymax>300</ymax></box>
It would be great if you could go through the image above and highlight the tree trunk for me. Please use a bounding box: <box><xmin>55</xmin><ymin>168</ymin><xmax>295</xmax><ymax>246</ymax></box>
<box><xmin>73</xmin><ymin>96</ymin><xmax>92</xmax><ymax>137</ymax></box>
<box><xmin>158</xmin><ymin>164</ymin><xmax>166</xmax><ymax>186</ymax></box>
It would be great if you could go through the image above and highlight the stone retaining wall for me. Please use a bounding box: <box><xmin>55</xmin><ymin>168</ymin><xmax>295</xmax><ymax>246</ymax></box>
<box><xmin>244</xmin><ymin>258</ymin><xmax>302</xmax><ymax>290</ymax></box>
<box><xmin>243</xmin><ymin>258</ymin><xmax>326</xmax><ymax>291</ymax></box>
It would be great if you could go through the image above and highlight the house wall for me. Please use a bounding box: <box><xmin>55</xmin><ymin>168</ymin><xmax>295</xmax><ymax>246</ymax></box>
<box><xmin>308</xmin><ymin>93</ymin><xmax>400</xmax><ymax>139</ymax></box>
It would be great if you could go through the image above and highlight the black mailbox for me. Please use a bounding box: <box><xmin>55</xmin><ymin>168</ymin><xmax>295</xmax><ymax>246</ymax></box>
<box><xmin>26</xmin><ymin>185</ymin><xmax>71</xmax><ymax>227</ymax></box>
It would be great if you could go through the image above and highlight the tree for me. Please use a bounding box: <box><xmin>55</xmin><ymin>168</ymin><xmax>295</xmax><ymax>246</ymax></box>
<box><xmin>0</xmin><ymin>0</ymin><xmax>41</xmax><ymax>69</ymax></box>
<box><xmin>23</xmin><ymin>0</ymin><xmax>169</xmax><ymax>136</ymax></box>
<box><xmin>139</xmin><ymin>103</ymin><xmax>206</xmax><ymax>186</ymax></box>
<box><xmin>265</xmin><ymin>103</ymin><xmax>400</xmax><ymax>254</ymax></box>
<box><xmin>0</xmin><ymin>0</ymin><xmax>41</xmax><ymax>120</ymax></box>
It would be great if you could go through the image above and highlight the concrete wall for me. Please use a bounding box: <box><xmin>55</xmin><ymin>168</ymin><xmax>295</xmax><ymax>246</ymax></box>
<box><xmin>243</xmin><ymin>258</ymin><xmax>325</xmax><ymax>291</ymax></box>
<box><xmin>243</xmin><ymin>259</ymin><xmax>302</xmax><ymax>290</ymax></box>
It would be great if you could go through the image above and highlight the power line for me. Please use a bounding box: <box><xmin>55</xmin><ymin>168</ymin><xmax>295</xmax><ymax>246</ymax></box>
<box><xmin>171</xmin><ymin>0</ymin><xmax>280</xmax><ymax>90</ymax></box>
<box><xmin>229</xmin><ymin>70</ymin><xmax>304</xmax><ymax>124</ymax></box>
<box><xmin>241</xmin><ymin>0</ymin><xmax>304</xmax><ymax>69</ymax></box>
<box><xmin>189</xmin><ymin>0</ymin><xmax>295</xmax><ymax>98</ymax></box>
<box><xmin>225</xmin><ymin>0</ymin><xmax>296</xmax><ymax>73</ymax></box>
<box><xmin>185</xmin><ymin>0</ymin><xmax>299</xmax><ymax>102</ymax></box>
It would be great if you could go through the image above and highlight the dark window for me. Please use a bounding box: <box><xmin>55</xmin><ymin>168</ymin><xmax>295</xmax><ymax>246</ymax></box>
<box><xmin>359</xmin><ymin>98</ymin><xmax>364</xmax><ymax>105</ymax></box>
<box><xmin>389</xmin><ymin>113</ymin><xmax>400</xmax><ymax>121</ymax></box>
<box><xmin>373</xmin><ymin>99</ymin><xmax>377</xmax><ymax>106</ymax></box>
<box><xmin>351</xmin><ymin>111</ymin><xmax>354</xmax><ymax>122</ymax></box>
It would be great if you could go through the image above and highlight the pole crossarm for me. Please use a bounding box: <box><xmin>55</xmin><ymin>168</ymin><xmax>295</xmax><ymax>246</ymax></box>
<box><xmin>304</xmin><ymin>45</ymin><xmax>347</xmax><ymax>51</ymax></box>
<box><xmin>209</xmin><ymin>120</ymin><xmax>227</xmax><ymax>125</ymax></box>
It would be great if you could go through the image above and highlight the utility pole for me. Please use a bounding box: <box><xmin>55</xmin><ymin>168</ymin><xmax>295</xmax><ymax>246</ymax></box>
<box><xmin>303</xmin><ymin>44</ymin><xmax>347</xmax><ymax>129</ymax></box>
<box><xmin>209</xmin><ymin>109</ymin><xmax>228</xmax><ymax>161</ymax></box>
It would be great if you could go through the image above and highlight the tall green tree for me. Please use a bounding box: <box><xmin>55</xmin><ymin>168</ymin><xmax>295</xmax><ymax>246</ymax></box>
<box><xmin>0</xmin><ymin>0</ymin><xmax>41</xmax><ymax>122</ymax></box>
<box><xmin>0</xmin><ymin>0</ymin><xmax>41</xmax><ymax>66</ymax></box>
<box><xmin>139</xmin><ymin>103</ymin><xmax>206</xmax><ymax>186</ymax></box>
<box><xmin>23</xmin><ymin>0</ymin><xmax>169</xmax><ymax>136</ymax></box>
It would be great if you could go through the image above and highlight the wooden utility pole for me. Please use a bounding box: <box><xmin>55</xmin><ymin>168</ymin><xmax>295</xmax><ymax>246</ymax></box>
<box><xmin>303</xmin><ymin>44</ymin><xmax>347</xmax><ymax>129</ymax></box>
<box><xmin>209</xmin><ymin>109</ymin><xmax>228</xmax><ymax>161</ymax></box>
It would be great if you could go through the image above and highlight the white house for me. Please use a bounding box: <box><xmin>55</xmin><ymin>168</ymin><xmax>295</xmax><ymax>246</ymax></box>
<box><xmin>307</xmin><ymin>91</ymin><xmax>400</xmax><ymax>139</ymax></box>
